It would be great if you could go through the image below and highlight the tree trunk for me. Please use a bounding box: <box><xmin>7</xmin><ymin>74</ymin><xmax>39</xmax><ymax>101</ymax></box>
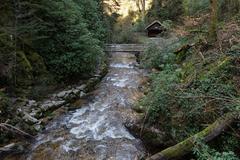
<box><xmin>141</xmin><ymin>0</ymin><xmax>146</xmax><ymax>22</ymax></box>
<box><xmin>209</xmin><ymin>0</ymin><xmax>218</xmax><ymax>42</ymax></box>
<box><xmin>136</xmin><ymin>0</ymin><xmax>146</xmax><ymax>22</ymax></box>
<box><xmin>146</xmin><ymin>112</ymin><xmax>239</xmax><ymax>160</ymax></box>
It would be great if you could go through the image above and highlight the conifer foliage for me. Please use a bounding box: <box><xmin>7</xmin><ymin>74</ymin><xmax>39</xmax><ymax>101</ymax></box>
<box><xmin>0</xmin><ymin>0</ymin><xmax>107</xmax><ymax>83</ymax></box>
<box><xmin>34</xmin><ymin>0</ymin><xmax>105</xmax><ymax>79</ymax></box>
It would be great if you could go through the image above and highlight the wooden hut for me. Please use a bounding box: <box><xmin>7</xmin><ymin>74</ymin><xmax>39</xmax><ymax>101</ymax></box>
<box><xmin>145</xmin><ymin>20</ymin><xmax>165</xmax><ymax>37</ymax></box>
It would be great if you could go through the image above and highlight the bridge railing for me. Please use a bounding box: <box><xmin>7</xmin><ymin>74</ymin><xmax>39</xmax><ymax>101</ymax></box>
<box><xmin>105</xmin><ymin>44</ymin><xmax>146</xmax><ymax>52</ymax></box>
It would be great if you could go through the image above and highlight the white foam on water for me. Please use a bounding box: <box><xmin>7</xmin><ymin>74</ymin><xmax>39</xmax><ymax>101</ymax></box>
<box><xmin>69</xmin><ymin>111</ymin><xmax>135</xmax><ymax>141</ymax></box>
<box><xmin>110</xmin><ymin>77</ymin><xmax>117</xmax><ymax>81</ymax></box>
<box><xmin>113</xmin><ymin>78</ymin><xmax>128</xmax><ymax>87</ymax></box>
<box><xmin>62</xmin><ymin>140</ymin><xmax>79</xmax><ymax>152</ymax></box>
<box><xmin>69</xmin><ymin>107</ymin><xmax>89</xmax><ymax>124</ymax></box>
<box><xmin>110</xmin><ymin>63</ymin><xmax>133</xmax><ymax>69</ymax></box>
<box><xmin>52</xmin><ymin>137</ymin><xmax>64</xmax><ymax>143</ymax></box>
<box><xmin>24</xmin><ymin>51</ymin><xmax>145</xmax><ymax>159</ymax></box>
<box><xmin>89</xmin><ymin>101</ymin><xmax>110</xmax><ymax>111</ymax></box>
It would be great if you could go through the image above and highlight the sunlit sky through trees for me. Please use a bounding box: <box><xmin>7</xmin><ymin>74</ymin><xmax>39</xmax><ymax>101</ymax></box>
<box><xmin>105</xmin><ymin>0</ymin><xmax>152</xmax><ymax>17</ymax></box>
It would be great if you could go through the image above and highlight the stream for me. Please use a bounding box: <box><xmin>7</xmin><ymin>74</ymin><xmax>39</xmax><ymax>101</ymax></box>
<box><xmin>7</xmin><ymin>51</ymin><xmax>146</xmax><ymax>160</ymax></box>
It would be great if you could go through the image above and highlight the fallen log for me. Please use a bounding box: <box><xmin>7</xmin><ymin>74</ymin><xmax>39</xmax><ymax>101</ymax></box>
<box><xmin>146</xmin><ymin>112</ymin><xmax>239</xmax><ymax>160</ymax></box>
<box><xmin>174</xmin><ymin>44</ymin><xmax>194</xmax><ymax>55</ymax></box>
<box><xmin>0</xmin><ymin>123</ymin><xmax>34</xmax><ymax>139</ymax></box>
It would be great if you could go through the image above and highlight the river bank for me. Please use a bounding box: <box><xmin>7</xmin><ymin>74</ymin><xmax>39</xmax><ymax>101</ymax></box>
<box><xmin>2</xmin><ymin>49</ymin><xmax>149</xmax><ymax>160</ymax></box>
<box><xmin>0</xmin><ymin>62</ymin><xmax>108</xmax><ymax>159</ymax></box>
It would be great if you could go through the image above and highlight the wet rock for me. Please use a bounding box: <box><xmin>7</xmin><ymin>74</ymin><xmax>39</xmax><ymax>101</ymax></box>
<box><xmin>29</xmin><ymin>108</ymin><xmax>41</xmax><ymax>117</ymax></box>
<box><xmin>71</xmin><ymin>99</ymin><xmax>88</xmax><ymax>109</ymax></box>
<box><xmin>56</xmin><ymin>88</ymin><xmax>82</xmax><ymax>101</ymax></box>
<box><xmin>41</xmin><ymin>116</ymin><xmax>51</xmax><ymax>125</ymax></box>
<box><xmin>72</xmin><ymin>89</ymin><xmax>79</xmax><ymax>95</ymax></box>
<box><xmin>33</xmin><ymin>124</ymin><xmax>43</xmax><ymax>132</ymax></box>
<box><xmin>22</xmin><ymin>112</ymin><xmax>40</xmax><ymax>124</ymax></box>
<box><xmin>76</xmin><ymin>84</ymin><xmax>87</xmax><ymax>91</ymax></box>
<box><xmin>57</xmin><ymin>91</ymin><xmax>69</xmax><ymax>98</ymax></box>
<box><xmin>40</xmin><ymin>100</ymin><xmax>65</xmax><ymax>111</ymax></box>
<box><xmin>86</xmin><ymin>77</ymin><xmax>99</xmax><ymax>92</ymax></box>
<box><xmin>93</xmin><ymin>74</ymin><xmax>101</xmax><ymax>78</ymax></box>
<box><xmin>30</xmin><ymin>108</ymin><xmax>43</xmax><ymax>119</ymax></box>
<box><xmin>52</xmin><ymin>107</ymin><xmax>67</xmax><ymax>118</ymax></box>
<box><xmin>80</xmin><ymin>91</ymin><xmax>86</xmax><ymax>98</ymax></box>
<box><xmin>27</xmin><ymin>100</ymin><xmax>37</xmax><ymax>107</ymax></box>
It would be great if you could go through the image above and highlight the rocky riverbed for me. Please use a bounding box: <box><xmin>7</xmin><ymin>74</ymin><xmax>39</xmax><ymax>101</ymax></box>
<box><xmin>2</xmin><ymin>50</ymin><xmax>148</xmax><ymax>160</ymax></box>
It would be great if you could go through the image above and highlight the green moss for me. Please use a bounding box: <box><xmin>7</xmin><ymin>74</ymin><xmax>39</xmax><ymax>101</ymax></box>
<box><xmin>199</xmin><ymin>56</ymin><xmax>232</xmax><ymax>80</ymax></box>
<box><xmin>176</xmin><ymin>49</ymin><xmax>191</xmax><ymax>63</ymax></box>
<box><xmin>180</xmin><ymin>61</ymin><xmax>196</xmax><ymax>83</ymax></box>
<box><xmin>16</xmin><ymin>51</ymin><xmax>33</xmax><ymax>87</ymax></box>
<box><xmin>26</xmin><ymin>51</ymin><xmax>48</xmax><ymax>76</ymax></box>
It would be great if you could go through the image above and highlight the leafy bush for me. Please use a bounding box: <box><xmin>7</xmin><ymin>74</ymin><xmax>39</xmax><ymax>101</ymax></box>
<box><xmin>193</xmin><ymin>140</ymin><xmax>239</xmax><ymax>160</ymax></box>
<box><xmin>140</xmin><ymin>37</ymin><xmax>239</xmax><ymax>146</ymax></box>
<box><xmin>33</xmin><ymin>0</ymin><xmax>105</xmax><ymax>80</ymax></box>
<box><xmin>141</xmin><ymin>56</ymin><xmax>237</xmax><ymax>140</ymax></box>
<box><xmin>147</xmin><ymin>0</ymin><xmax>184</xmax><ymax>21</ymax></box>
<box><xmin>139</xmin><ymin>65</ymin><xmax>180</xmax><ymax>123</ymax></box>
<box><xmin>0</xmin><ymin>0</ymin><xmax>108</xmax><ymax>83</ymax></box>
<box><xmin>183</xmin><ymin>0</ymin><xmax>210</xmax><ymax>16</ymax></box>
<box><xmin>133</xmin><ymin>20</ymin><xmax>146</xmax><ymax>32</ymax></box>
<box><xmin>112</xmin><ymin>28</ymin><xmax>141</xmax><ymax>44</ymax></box>
<box><xmin>219</xmin><ymin>0</ymin><xmax>240</xmax><ymax>19</ymax></box>
<box><xmin>161</xmin><ymin>20</ymin><xmax>174</xmax><ymax>30</ymax></box>
<box><xmin>141</xmin><ymin>38</ymin><xmax>187</xmax><ymax>69</ymax></box>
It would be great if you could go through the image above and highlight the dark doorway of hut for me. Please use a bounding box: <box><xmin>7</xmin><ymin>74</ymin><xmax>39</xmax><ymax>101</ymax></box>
<box><xmin>145</xmin><ymin>20</ymin><xmax>166</xmax><ymax>37</ymax></box>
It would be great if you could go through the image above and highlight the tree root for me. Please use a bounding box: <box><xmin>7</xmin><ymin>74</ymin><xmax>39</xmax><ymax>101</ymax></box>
<box><xmin>146</xmin><ymin>112</ymin><xmax>239</xmax><ymax>160</ymax></box>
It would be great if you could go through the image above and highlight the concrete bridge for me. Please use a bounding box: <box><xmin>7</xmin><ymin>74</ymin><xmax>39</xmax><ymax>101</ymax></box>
<box><xmin>105</xmin><ymin>44</ymin><xmax>145</xmax><ymax>53</ymax></box>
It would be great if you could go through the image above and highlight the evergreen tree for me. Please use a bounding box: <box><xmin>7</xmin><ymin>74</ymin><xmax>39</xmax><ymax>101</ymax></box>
<box><xmin>0</xmin><ymin>0</ymin><xmax>107</xmax><ymax>84</ymax></box>
<box><xmin>146</xmin><ymin>0</ymin><xmax>184</xmax><ymax>21</ymax></box>
<box><xmin>33</xmin><ymin>0</ymin><xmax>104</xmax><ymax>80</ymax></box>
<box><xmin>75</xmin><ymin>0</ymin><xmax>107</xmax><ymax>43</ymax></box>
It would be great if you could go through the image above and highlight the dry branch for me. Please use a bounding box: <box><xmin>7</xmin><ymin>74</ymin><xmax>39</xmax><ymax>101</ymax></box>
<box><xmin>0</xmin><ymin>123</ymin><xmax>34</xmax><ymax>139</ymax></box>
<box><xmin>146</xmin><ymin>112</ymin><xmax>239</xmax><ymax>160</ymax></box>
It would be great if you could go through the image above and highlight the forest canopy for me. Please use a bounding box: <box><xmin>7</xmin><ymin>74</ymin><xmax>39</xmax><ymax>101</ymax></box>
<box><xmin>0</xmin><ymin>0</ymin><xmax>110</xmax><ymax>88</ymax></box>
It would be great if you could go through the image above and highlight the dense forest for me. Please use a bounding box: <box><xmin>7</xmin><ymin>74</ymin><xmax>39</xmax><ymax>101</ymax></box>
<box><xmin>0</xmin><ymin>0</ymin><xmax>240</xmax><ymax>160</ymax></box>
<box><xmin>0</xmin><ymin>0</ymin><xmax>114</xmax><ymax>148</ymax></box>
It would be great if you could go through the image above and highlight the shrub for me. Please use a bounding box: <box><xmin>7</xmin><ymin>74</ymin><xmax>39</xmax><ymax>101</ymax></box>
<box><xmin>140</xmin><ymin>37</ymin><xmax>239</xmax><ymax>142</ymax></box>
<box><xmin>141</xmin><ymin>37</ymin><xmax>187</xmax><ymax>69</ymax></box>
<box><xmin>147</xmin><ymin>0</ymin><xmax>184</xmax><ymax>21</ymax></box>
<box><xmin>112</xmin><ymin>28</ymin><xmax>140</xmax><ymax>44</ymax></box>
<box><xmin>139</xmin><ymin>65</ymin><xmax>180</xmax><ymax>123</ymax></box>
<box><xmin>183</xmin><ymin>0</ymin><xmax>210</xmax><ymax>16</ymax></box>
<box><xmin>193</xmin><ymin>140</ymin><xmax>239</xmax><ymax>160</ymax></box>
